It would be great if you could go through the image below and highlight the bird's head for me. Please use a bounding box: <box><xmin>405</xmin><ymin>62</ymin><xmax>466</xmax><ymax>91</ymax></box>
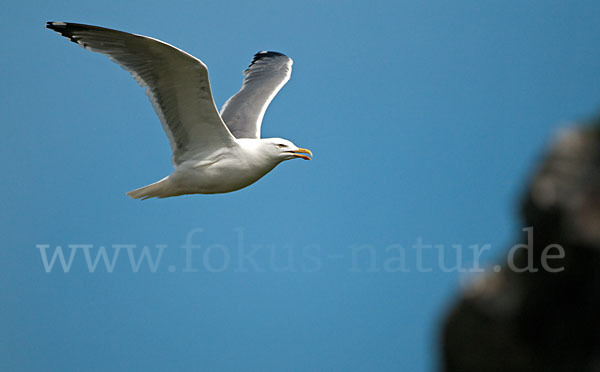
<box><xmin>263</xmin><ymin>138</ymin><xmax>312</xmax><ymax>162</ymax></box>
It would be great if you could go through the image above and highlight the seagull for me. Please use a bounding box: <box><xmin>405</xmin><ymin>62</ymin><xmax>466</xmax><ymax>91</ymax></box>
<box><xmin>46</xmin><ymin>22</ymin><xmax>312</xmax><ymax>199</ymax></box>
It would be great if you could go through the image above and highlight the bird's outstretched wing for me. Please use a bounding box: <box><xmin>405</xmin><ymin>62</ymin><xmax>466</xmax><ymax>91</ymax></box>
<box><xmin>46</xmin><ymin>22</ymin><xmax>236</xmax><ymax>165</ymax></box>
<box><xmin>220</xmin><ymin>51</ymin><xmax>293</xmax><ymax>139</ymax></box>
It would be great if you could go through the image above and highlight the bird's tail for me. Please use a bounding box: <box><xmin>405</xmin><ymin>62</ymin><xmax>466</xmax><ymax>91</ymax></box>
<box><xmin>126</xmin><ymin>177</ymin><xmax>172</xmax><ymax>200</ymax></box>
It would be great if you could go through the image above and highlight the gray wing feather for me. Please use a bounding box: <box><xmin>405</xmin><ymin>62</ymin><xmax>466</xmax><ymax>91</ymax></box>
<box><xmin>47</xmin><ymin>22</ymin><xmax>236</xmax><ymax>165</ymax></box>
<box><xmin>220</xmin><ymin>51</ymin><xmax>293</xmax><ymax>139</ymax></box>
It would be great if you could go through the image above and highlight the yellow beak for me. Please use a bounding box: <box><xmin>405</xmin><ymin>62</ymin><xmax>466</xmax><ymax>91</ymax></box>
<box><xmin>292</xmin><ymin>148</ymin><xmax>313</xmax><ymax>160</ymax></box>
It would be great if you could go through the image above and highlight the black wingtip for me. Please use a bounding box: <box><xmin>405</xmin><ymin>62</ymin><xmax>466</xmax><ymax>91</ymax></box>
<box><xmin>46</xmin><ymin>21</ymin><xmax>66</xmax><ymax>30</ymax></box>
<box><xmin>46</xmin><ymin>22</ymin><xmax>84</xmax><ymax>45</ymax></box>
<box><xmin>247</xmin><ymin>51</ymin><xmax>288</xmax><ymax>69</ymax></box>
<box><xmin>255</xmin><ymin>51</ymin><xmax>286</xmax><ymax>58</ymax></box>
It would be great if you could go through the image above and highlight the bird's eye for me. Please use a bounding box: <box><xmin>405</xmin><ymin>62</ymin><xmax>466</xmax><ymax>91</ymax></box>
<box><xmin>277</xmin><ymin>144</ymin><xmax>286</xmax><ymax>148</ymax></box>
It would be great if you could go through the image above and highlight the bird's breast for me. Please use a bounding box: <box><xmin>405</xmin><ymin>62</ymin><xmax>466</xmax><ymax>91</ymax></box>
<box><xmin>169</xmin><ymin>153</ymin><xmax>277</xmax><ymax>194</ymax></box>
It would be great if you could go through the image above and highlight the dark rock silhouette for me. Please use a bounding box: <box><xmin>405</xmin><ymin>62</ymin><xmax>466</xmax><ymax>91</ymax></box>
<box><xmin>442</xmin><ymin>118</ymin><xmax>600</xmax><ymax>372</ymax></box>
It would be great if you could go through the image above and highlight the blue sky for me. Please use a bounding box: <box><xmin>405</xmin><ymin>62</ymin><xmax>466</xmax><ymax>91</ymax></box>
<box><xmin>3</xmin><ymin>1</ymin><xmax>600</xmax><ymax>371</ymax></box>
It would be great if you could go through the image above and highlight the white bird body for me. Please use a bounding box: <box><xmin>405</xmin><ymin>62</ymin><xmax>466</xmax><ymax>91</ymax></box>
<box><xmin>139</xmin><ymin>139</ymin><xmax>285</xmax><ymax>197</ymax></box>
<box><xmin>46</xmin><ymin>22</ymin><xmax>311</xmax><ymax>199</ymax></box>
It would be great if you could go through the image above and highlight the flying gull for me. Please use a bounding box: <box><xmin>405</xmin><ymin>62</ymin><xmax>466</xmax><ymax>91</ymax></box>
<box><xmin>46</xmin><ymin>22</ymin><xmax>312</xmax><ymax>199</ymax></box>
